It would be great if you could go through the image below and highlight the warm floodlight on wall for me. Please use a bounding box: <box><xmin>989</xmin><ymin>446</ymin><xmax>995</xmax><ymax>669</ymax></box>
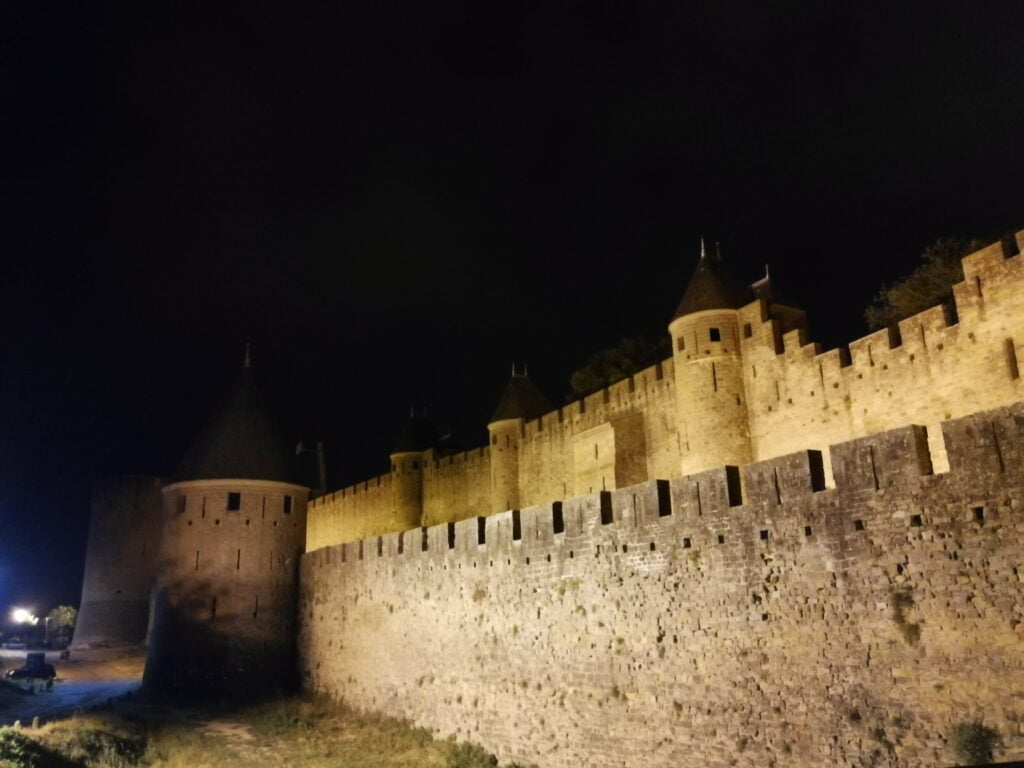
<box><xmin>10</xmin><ymin>607</ymin><xmax>38</xmax><ymax>625</ymax></box>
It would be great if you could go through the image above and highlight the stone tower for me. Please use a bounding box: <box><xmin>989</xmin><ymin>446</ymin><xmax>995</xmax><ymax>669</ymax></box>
<box><xmin>487</xmin><ymin>368</ymin><xmax>551</xmax><ymax>513</ymax></box>
<box><xmin>72</xmin><ymin>475</ymin><xmax>163</xmax><ymax>649</ymax></box>
<box><xmin>669</xmin><ymin>246</ymin><xmax>754</xmax><ymax>475</ymax></box>
<box><xmin>143</xmin><ymin>355</ymin><xmax>309</xmax><ymax>698</ymax></box>
<box><xmin>388</xmin><ymin>411</ymin><xmax>438</xmax><ymax>530</ymax></box>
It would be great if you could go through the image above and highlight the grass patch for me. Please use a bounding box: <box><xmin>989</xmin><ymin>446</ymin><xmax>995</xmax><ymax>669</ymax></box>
<box><xmin>951</xmin><ymin>721</ymin><xmax>1000</xmax><ymax>765</ymax></box>
<box><xmin>890</xmin><ymin>587</ymin><xmax>921</xmax><ymax>645</ymax></box>
<box><xmin>1</xmin><ymin>695</ymin><xmax>531</xmax><ymax>768</ymax></box>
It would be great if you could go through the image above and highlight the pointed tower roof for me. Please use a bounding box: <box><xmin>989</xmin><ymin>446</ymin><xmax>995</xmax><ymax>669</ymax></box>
<box><xmin>671</xmin><ymin>240</ymin><xmax>751</xmax><ymax>320</ymax></box>
<box><xmin>392</xmin><ymin>410</ymin><xmax>440</xmax><ymax>453</ymax></box>
<box><xmin>172</xmin><ymin>351</ymin><xmax>302</xmax><ymax>485</ymax></box>
<box><xmin>489</xmin><ymin>367</ymin><xmax>553</xmax><ymax>424</ymax></box>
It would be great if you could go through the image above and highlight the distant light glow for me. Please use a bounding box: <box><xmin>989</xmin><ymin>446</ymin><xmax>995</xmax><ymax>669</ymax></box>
<box><xmin>11</xmin><ymin>607</ymin><xmax>38</xmax><ymax>625</ymax></box>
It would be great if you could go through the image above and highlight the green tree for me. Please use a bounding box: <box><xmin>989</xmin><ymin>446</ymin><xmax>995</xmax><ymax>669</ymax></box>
<box><xmin>569</xmin><ymin>336</ymin><xmax>670</xmax><ymax>399</ymax></box>
<box><xmin>863</xmin><ymin>237</ymin><xmax>987</xmax><ymax>330</ymax></box>
<box><xmin>46</xmin><ymin>605</ymin><xmax>77</xmax><ymax>641</ymax></box>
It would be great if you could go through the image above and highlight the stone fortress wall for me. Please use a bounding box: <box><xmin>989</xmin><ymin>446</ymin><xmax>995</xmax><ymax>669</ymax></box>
<box><xmin>143</xmin><ymin>478</ymin><xmax>310</xmax><ymax>696</ymax></box>
<box><xmin>299</xmin><ymin>403</ymin><xmax>1024</xmax><ymax>767</ymax></box>
<box><xmin>72</xmin><ymin>475</ymin><xmax>163</xmax><ymax>648</ymax></box>
<box><xmin>307</xmin><ymin>232</ymin><xmax>1024</xmax><ymax>550</ymax></box>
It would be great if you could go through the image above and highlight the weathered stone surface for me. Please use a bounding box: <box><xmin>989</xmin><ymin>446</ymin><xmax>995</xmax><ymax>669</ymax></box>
<box><xmin>308</xmin><ymin>236</ymin><xmax>1024</xmax><ymax>551</ymax></box>
<box><xmin>300</xmin><ymin>405</ymin><xmax>1024</xmax><ymax>767</ymax></box>
<box><xmin>72</xmin><ymin>476</ymin><xmax>163</xmax><ymax>649</ymax></box>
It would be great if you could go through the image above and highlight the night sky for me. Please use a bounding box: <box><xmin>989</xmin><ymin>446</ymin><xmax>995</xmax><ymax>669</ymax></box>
<box><xmin>2</xmin><ymin>2</ymin><xmax>1024</xmax><ymax>617</ymax></box>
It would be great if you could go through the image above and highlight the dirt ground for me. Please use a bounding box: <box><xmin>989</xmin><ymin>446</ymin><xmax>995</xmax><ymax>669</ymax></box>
<box><xmin>0</xmin><ymin>646</ymin><xmax>145</xmax><ymax>725</ymax></box>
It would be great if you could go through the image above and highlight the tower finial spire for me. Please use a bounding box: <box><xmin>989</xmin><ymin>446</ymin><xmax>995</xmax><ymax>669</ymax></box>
<box><xmin>699</xmin><ymin>237</ymin><xmax>707</xmax><ymax>261</ymax></box>
<box><xmin>243</xmin><ymin>342</ymin><xmax>252</xmax><ymax>368</ymax></box>
<box><xmin>409</xmin><ymin>405</ymin><xmax>415</xmax><ymax>418</ymax></box>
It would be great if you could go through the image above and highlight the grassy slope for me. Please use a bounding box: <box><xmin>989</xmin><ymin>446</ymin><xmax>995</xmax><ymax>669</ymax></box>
<box><xmin>0</xmin><ymin>696</ymin><xmax>528</xmax><ymax>768</ymax></box>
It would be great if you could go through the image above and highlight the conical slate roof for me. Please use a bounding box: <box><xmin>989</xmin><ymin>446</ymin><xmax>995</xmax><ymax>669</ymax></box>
<box><xmin>671</xmin><ymin>253</ymin><xmax>751</xmax><ymax>320</ymax></box>
<box><xmin>392</xmin><ymin>413</ymin><xmax>440</xmax><ymax>453</ymax></box>
<box><xmin>172</xmin><ymin>361</ymin><xmax>302</xmax><ymax>485</ymax></box>
<box><xmin>489</xmin><ymin>372</ymin><xmax>553</xmax><ymax>423</ymax></box>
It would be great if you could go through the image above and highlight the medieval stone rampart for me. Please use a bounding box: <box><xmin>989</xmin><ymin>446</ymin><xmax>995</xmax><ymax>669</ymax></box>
<box><xmin>72</xmin><ymin>475</ymin><xmax>163</xmax><ymax>648</ymax></box>
<box><xmin>299</xmin><ymin>404</ymin><xmax>1024</xmax><ymax>767</ymax></box>
<box><xmin>307</xmin><ymin>233</ymin><xmax>1024</xmax><ymax>550</ymax></box>
<box><xmin>144</xmin><ymin>478</ymin><xmax>309</xmax><ymax>697</ymax></box>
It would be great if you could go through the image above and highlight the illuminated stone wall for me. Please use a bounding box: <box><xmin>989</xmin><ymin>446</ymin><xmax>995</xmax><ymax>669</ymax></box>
<box><xmin>143</xmin><ymin>478</ymin><xmax>309</xmax><ymax>697</ymax></box>
<box><xmin>739</xmin><ymin>236</ymin><xmax>1024</xmax><ymax>483</ymax></box>
<box><xmin>299</xmin><ymin>405</ymin><xmax>1024</xmax><ymax>767</ymax></box>
<box><xmin>306</xmin><ymin>233</ymin><xmax>1024</xmax><ymax>552</ymax></box>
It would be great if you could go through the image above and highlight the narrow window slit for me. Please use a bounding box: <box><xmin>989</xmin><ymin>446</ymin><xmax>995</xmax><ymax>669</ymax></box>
<box><xmin>599</xmin><ymin>492</ymin><xmax>613</xmax><ymax>525</ymax></box>
<box><xmin>656</xmin><ymin>479</ymin><xmax>672</xmax><ymax>517</ymax></box>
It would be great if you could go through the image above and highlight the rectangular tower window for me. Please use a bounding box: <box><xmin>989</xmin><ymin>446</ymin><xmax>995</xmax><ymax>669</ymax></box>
<box><xmin>725</xmin><ymin>466</ymin><xmax>743</xmax><ymax>507</ymax></box>
<box><xmin>656</xmin><ymin>479</ymin><xmax>672</xmax><ymax>517</ymax></box>
<box><xmin>512</xmin><ymin>509</ymin><xmax>522</xmax><ymax>541</ymax></box>
<box><xmin>477</xmin><ymin>516</ymin><xmax>487</xmax><ymax>545</ymax></box>
<box><xmin>178</xmin><ymin>496</ymin><xmax>186</xmax><ymax>514</ymax></box>
<box><xmin>227</xmin><ymin>492</ymin><xmax>241</xmax><ymax>511</ymax></box>
<box><xmin>677</xmin><ymin>337</ymin><xmax>685</xmax><ymax>351</ymax></box>
<box><xmin>709</xmin><ymin>327</ymin><xmax>721</xmax><ymax>342</ymax></box>
<box><xmin>421</xmin><ymin>526</ymin><xmax>429</xmax><ymax>552</ymax></box>
<box><xmin>447</xmin><ymin>522</ymin><xmax>456</xmax><ymax>550</ymax></box>
<box><xmin>599</xmin><ymin>491</ymin><xmax>613</xmax><ymax>525</ymax></box>
<box><xmin>283</xmin><ymin>495</ymin><xmax>293</xmax><ymax>514</ymax></box>
<box><xmin>552</xmin><ymin>502</ymin><xmax>565</xmax><ymax>534</ymax></box>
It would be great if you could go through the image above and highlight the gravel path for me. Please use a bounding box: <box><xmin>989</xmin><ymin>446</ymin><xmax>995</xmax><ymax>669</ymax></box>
<box><xmin>0</xmin><ymin>647</ymin><xmax>144</xmax><ymax>725</ymax></box>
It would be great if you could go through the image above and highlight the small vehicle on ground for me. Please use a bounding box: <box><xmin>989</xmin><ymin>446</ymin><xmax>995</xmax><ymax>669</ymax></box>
<box><xmin>4</xmin><ymin>653</ymin><xmax>56</xmax><ymax>682</ymax></box>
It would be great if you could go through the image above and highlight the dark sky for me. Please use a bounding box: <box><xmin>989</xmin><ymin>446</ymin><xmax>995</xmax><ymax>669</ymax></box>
<box><xmin>2</xmin><ymin>1</ymin><xmax>1023</xmax><ymax>616</ymax></box>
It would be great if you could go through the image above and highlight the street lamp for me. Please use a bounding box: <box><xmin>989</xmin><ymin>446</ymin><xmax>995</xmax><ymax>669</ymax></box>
<box><xmin>11</xmin><ymin>607</ymin><xmax>38</xmax><ymax>626</ymax></box>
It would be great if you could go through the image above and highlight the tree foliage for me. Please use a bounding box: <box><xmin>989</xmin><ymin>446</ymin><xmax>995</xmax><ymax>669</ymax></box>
<box><xmin>863</xmin><ymin>237</ymin><xmax>987</xmax><ymax>330</ymax></box>
<box><xmin>46</xmin><ymin>605</ymin><xmax>77</xmax><ymax>633</ymax></box>
<box><xmin>569</xmin><ymin>336</ymin><xmax>671</xmax><ymax>399</ymax></box>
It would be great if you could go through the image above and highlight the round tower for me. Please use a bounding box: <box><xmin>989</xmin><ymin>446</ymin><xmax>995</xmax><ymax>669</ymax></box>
<box><xmin>72</xmin><ymin>475</ymin><xmax>163</xmax><ymax>649</ymax></box>
<box><xmin>388</xmin><ymin>411</ymin><xmax>438</xmax><ymax>530</ymax></box>
<box><xmin>487</xmin><ymin>368</ymin><xmax>551</xmax><ymax>514</ymax></box>
<box><xmin>669</xmin><ymin>244</ymin><xmax>753</xmax><ymax>475</ymax></box>
<box><xmin>143</xmin><ymin>353</ymin><xmax>309</xmax><ymax>699</ymax></box>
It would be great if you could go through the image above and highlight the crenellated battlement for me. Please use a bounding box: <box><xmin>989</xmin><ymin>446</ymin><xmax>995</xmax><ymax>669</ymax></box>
<box><xmin>304</xmin><ymin>401</ymin><xmax>1024</xmax><ymax>572</ymax></box>
<box><xmin>306</xmin><ymin>232</ymin><xmax>1024</xmax><ymax>554</ymax></box>
<box><xmin>300</xmin><ymin>399</ymin><xmax>1024</xmax><ymax>767</ymax></box>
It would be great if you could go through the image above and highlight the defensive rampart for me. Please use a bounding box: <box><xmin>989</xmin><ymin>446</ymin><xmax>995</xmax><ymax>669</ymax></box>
<box><xmin>73</xmin><ymin>475</ymin><xmax>163</xmax><ymax>648</ymax></box>
<box><xmin>306</xmin><ymin>233</ymin><xmax>1024</xmax><ymax>552</ymax></box>
<box><xmin>299</xmin><ymin>404</ymin><xmax>1024</xmax><ymax>767</ymax></box>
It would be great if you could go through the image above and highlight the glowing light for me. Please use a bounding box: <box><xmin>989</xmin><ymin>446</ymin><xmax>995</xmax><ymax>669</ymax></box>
<box><xmin>11</xmin><ymin>607</ymin><xmax>38</xmax><ymax>625</ymax></box>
